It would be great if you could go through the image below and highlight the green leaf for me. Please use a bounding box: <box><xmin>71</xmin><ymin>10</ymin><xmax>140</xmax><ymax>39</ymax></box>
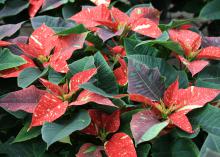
<box><xmin>159</xmin><ymin>19</ymin><xmax>197</xmax><ymax>31</ymax></box>
<box><xmin>56</xmin><ymin>24</ymin><xmax>87</xmax><ymax>36</ymax></box>
<box><xmin>199</xmin><ymin>0</ymin><xmax>220</xmax><ymax>20</ymax></box>
<box><xmin>0</xmin><ymin>48</ymin><xmax>26</xmax><ymax>71</ymax></box>
<box><xmin>0</xmin><ymin>0</ymin><xmax>6</xmax><ymax>4</ymax></box>
<box><xmin>68</xmin><ymin>56</ymin><xmax>95</xmax><ymax>75</ymax></box>
<box><xmin>124</xmin><ymin>38</ymin><xmax>158</xmax><ymax>56</ymax></box>
<box><xmin>62</xmin><ymin>4</ymin><xmax>78</xmax><ymax>19</ymax></box>
<box><xmin>200</xmin><ymin>133</ymin><xmax>220</xmax><ymax>157</ymax></box>
<box><xmin>0</xmin><ymin>0</ymin><xmax>29</xmax><ymax>19</ymax></box>
<box><xmin>41</xmin><ymin>0</ymin><xmax>68</xmax><ymax>12</ymax></box>
<box><xmin>18</xmin><ymin>67</ymin><xmax>48</xmax><ymax>88</ymax></box>
<box><xmin>41</xmin><ymin>110</ymin><xmax>91</xmax><ymax>148</ymax></box>
<box><xmin>0</xmin><ymin>139</ymin><xmax>46</xmax><ymax>157</ymax></box>
<box><xmin>13</xmin><ymin>122</ymin><xmax>41</xmax><ymax>143</ymax></box>
<box><xmin>48</xmin><ymin>68</ymin><xmax>64</xmax><ymax>85</ymax></box>
<box><xmin>94</xmin><ymin>52</ymin><xmax>119</xmax><ymax>94</ymax></box>
<box><xmin>31</xmin><ymin>15</ymin><xmax>75</xmax><ymax>31</ymax></box>
<box><xmin>86</xmin><ymin>33</ymin><xmax>103</xmax><ymax>49</ymax></box>
<box><xmin>190</xmin><ymin>105</ymin><xmax>220</xmax><ymax>137</ymax></box>
<box><xmin>196</xmin><ymin>64</ymin><xmax>220</xmax><ymax>89</ymax></box>
<box><xmin>137</xmin><ymin>143</ymin><xmax>151</xmax><ymax>157</ymax></box>
<box><xmin>137</xmin><ymin>121</ymin><xmax>169</xmax><ymax>145</ymax></box>
<box><xmin>152</xmin><ymin>134</ymin><xmax>199</xmax><ymax>157</ymax></box>
<box><xmin>80</xmin><ymin>82</ymin><xmax>114</xmax><ymax>98</ymax></box>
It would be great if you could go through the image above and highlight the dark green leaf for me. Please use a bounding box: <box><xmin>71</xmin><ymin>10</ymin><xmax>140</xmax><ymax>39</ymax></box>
<box><xmin>137</xmin><ymin>143</ymin><xmax>151</xmax><ymax>157</ymax></box>
<box><xmin>152</xmin><ymin>134</ymin><xmax>199</xmax><ymax>157</ymax></box>
<box><xmin>68</xmin><ymin>56</ymin><xmax>95</xmax><ymax>75</ymax></box>
<box><xmin>41</xmin><ymin>110</ymin><xmax>91</xmax><ymax>148</ymax></box>
<box><xmin>196</xmin><ymin>64</ymin><xmax>220</xmax><ymax>89</ymax></box>
<box><xmin>94</xmin><ymin>52</ymin><xmax>119</xmax><ymax>94</ymax></box>
<box><xmin>190</xmin><ymin>105</ymin><xmax>220</xmax><ymax>137</ymax></box>
<box><xmin>199</xmin><ymin>0</ymin><xmax>220</xmax><ymax>20</ymax></box>
<box><xmin>13</xmin><ymin>122</ymin><xmax>41</xmax><ymax>143</ymax></box>
<box><xmin>200</xmin><ymin>133</ymin><xmax>220</xmax><ymax>157</ymax></box>
<box><xmin>31</xmin><ymin>15</ymin><xmax>74</xmax><ymax>31</ymax></box>
<box><xmin>48</xmin><ymin>68</ymin><xmax>64</xmax><ymax>85</ymax></box>
<box><xmin>0</xmin><ymin>0</ymin><xmax>29</xmax><ymax>19</ymax></box>
<box><xmin>124</xmin><ymin>38</ymin><xmax>158</xmax><ymax>56</ymax></box>
<box><xmin>0</xmin><ymin>48</ymin><xmax>26</xmax><ymax>71</ymax></box>
<box><xmin>18</xmin><ymin>67</ymin><xmax>48</xmax><ymax>88</ymax></box>
<box><xmin>56</xmin><ymin>24</ymin><xmax>87</xmax><ymax>36</ymax></box>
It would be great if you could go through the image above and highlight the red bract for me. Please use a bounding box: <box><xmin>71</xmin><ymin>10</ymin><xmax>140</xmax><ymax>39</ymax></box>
<box><xmin>169</xmin><ymin>29</ymin><xmax>220</xmax><ymax>76</ymax></box>
<box><xmin>0</xmin><ymin>40</ymin><xmax>12</xmax><ymax>46</ymax></box>
<box><xmin>29</xmin><ymin>0</ymin><xmax>44</xmax><ymax>18</ymax></box>
<box><xmin>0</xmin><ymin>55</ymin><xmax>36</xmax><ymax>78</ymax></box>
<box><xmin>30</xmin><ymin>68</ymin><xmax>97</xmax><ymax>128</ymax></box>
<box><xmin>114</xmin><ymin>58</ymin><xmax>128</xmax><ymax>86</ymax></box>
<box><xmin>17</xmin><ymin>24</ymin><xmax>87</xmax><ymax>73</ymax></box>
<box><xmin>71</xmin><ymin>5</ymin><xmax>162</xmax><ymax>38</ymax></box>
<box><xmin>130</xmin><ymin>80</ymin><xmax>220</xmax><ymax>133</ymax></box>
<box><xmin>69</xmin><ymin>90</ymin><xmax>116</xmax><ymax>107</ymax></box>
<box><xmin>82</xmin><ymin>109</ymin><xmax>120</xmax><ymax>136</ymax></box>
<box><xmin>104</xmin><ymin>132</ymin><xmax>137</xmax><ymax>157</ymax></box>
<box><xmin>70</xmin><ymin>5</ymin><xmax>112</xmax><ymax>29</ymax></box>
<box><xmin>30</xmin><ymin>93</ymin><xmax>68</xmax><ymax>127</ymax></box>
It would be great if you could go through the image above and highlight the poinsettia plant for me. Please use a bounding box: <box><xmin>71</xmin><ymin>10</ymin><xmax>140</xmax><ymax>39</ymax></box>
<box><xmin>0</xmin><ymin>0</ymin><xmax>220</xmax><ymax>156</ymax></box>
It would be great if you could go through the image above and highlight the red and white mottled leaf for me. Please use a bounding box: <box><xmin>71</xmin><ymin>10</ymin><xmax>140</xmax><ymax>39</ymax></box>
<box><xmin>131</xmin><ymin>18</ymin><xmax>162</xmax><ymax>38</ymax></box>
<box><xmin>104</xmin><ymin>132</ymin><xmax>137</xmax><ymax>157</ymax></box>
<box><xmin>70</xmin><ymin>5</ymin><xmax>111</xmax><ymax>28</ymax></box>
<box><xmin>110</xmin><ymin>7</ymin><xmax>129</xmax><ymax>24</ymax></box>
<box><xmin>69</xmin><ymin>90</ymin><xmax>116</xmax><ymax>107</ymax></box>
<box><xmin>0</xmin><ymin>40</ymin><xmax>12</xmax><ymax>46</ymax></box>
<box><xmin>114</xmin><ymin>58</ymin><xmax>127</xmax><ymax>86</ymax></box>
<box><xmin>17</xmin><ymin>24</ymin><xmax>57</xmax><ymax>58</ymax></box>
<box><xmin>103</xmin><ymin>110</ymin><xmax>120</xmax><ymax>133</ymax></box>
<box><xmin>168</xmin><ymin>29</ymin><xmax>201</xmax><ymax>57</ymax></box>
<box><xmin>90</xmin><ymin>0</ymin><xmax>111</xmax><ymax>7</ymax></box>
<box><xmin>129</xmin><ymin>7</ymin><xmax>160</xmax><ymax>24</ymax></box>
<box><xmin>197</xmin><ymin>46</ymin><xmax>220</xmax><ymax>60</ymax></box>
<box><xmin>81</xmin><ymin>109</ymin><xmax>120</xmax><ymax>135</ymax></box>
<box><xmin>76</xmin><ymin>143</ymin><xmax>103</xmax><ymax>157</ymax></box>
<box><xmin>175</xmin><ymin>86</ymin><xmax>220</xmax><ymax>109</ymax></box>
<box><xmin>30</xmin><ymin>93</ymin><xmax>68</xmax><ymax>127</ymax></box>
<box><xmin>0</xmin><ymin>85</ymin><xmax>46</xmax><ymax>113</ymax></box>
<box><xmin>129</xmin><ymin>94</ymin><xmax>155</xmax><ymax>106</ymax></box>
<box><xmin>0</xmin><ymin>55</ymin><xmax>36</xmax><ymax>78</ymax></box>
<box><xmin>29</xmin><ymin>0</ymin><xmax>44</xmax><ymax>18</ymax></box>
<box><xmin>177</xmin><ymin>55</ymin><xmax>209</xmax><ymax>76</ymax></box>
<box><xmin>39</xmin><ymin>78</ymin><xmax>64</xmax><ymax>96</ymax></box>
<box><xmin>130</xmin><ymin>110</ymin><xmax>167</xmax><ymax>144</ymax></box>
<box><xmin>69</xmin><ymin>68</ymin><xmax>97</xmax><ymax>92</ymax></box>
<box><xmin>163</xmin><ymin>79</ymin><xmax>179</xmax><ymax>107</ymax></box>
<box><xmin>169</xmin><ymin>111</ymin><xmax>193</xmax><ymax>133</ymax></box>
<box><xmin>81</xmin><ymin>109</ymin><xmax>102</xmax><ymax>135</ymax></box>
